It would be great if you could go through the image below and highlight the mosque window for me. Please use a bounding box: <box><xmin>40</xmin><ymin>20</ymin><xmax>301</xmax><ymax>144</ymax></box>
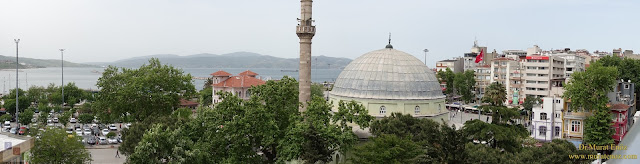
<box><xmin>415</xmin><ymin>106</ymin><xmax>420</xmax><ymax>114</ymax></box>
<box><xmin>380</xmin><ymin>106</ymin><xmax>386</xmax><ymax>114</ymax></box>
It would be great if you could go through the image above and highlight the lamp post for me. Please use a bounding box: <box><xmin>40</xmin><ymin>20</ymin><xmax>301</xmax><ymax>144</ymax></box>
<box><xmin>60</xmin><ymin>49</ymin><xmax>65</xmax><ymax>108</ymax></box>
<box><xmin>423</xmin><ymin>49</ymin><xmax>429</xmax><ymax>65</ymax></box>
<box><xmin>14</xmin><ymin>39</ymin><xmax>20</xmax><ymax>129</ymax></box>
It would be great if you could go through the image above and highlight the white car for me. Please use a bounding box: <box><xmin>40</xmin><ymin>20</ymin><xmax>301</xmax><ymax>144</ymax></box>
<box><xmin>75</xmin><ymin>129</ymin><xmax>83</xmax><ymax>136</ymax></box>
<box><xmin>66</xmin><ymin>128</ymin><xmax>74</xmax><ymax>134</ymax></box>
<box><xmin>124</xmin><ymin>123</ymin><xmax>132</xmax><ymax>129</ymax></box>
<box><xmin>70</xmin><ymin>118</ymin><xmax>77</xmax><ymax>123</ymax></box>
<box><xmin>108</xmin><ymin>138</ymin><xmax>119</xmax><ymax>144</ymax></box>
<box><xmin>109</xmin><ymin>124</ymin><xmax>118</xmax><ymax>131</ymax></box>
<box><xmin>102</xmin><ymin>129</ymin><xmax>110</xmax><ymax>136</ymax></box>
<box><xmin>53</xmin><ymin>118</ymin><xmax>59</xmax><ymax>123</ymax></box>
<box><xmin>3</xmin><ymin>121</ymin><xmax>10</xmax><ymax>129</ymax></box>
<box><xmin>83</xmin><ymin>128</ymin><xmax>92</xmax><ymax>136</ymax></box>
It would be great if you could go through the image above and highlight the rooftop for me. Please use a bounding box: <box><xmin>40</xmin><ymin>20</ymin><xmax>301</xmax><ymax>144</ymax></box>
<box><xmin>210</xmin><ymin>70</ymin><xmax>232</xmax><ymax>76</ymax></box>
<box><xmin>212</xmin><ymin>75</ymin><xmax>265</xmax><ymax>88</ymax></box>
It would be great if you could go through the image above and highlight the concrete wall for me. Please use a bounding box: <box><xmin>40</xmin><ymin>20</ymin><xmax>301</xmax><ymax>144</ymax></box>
<box><xmin>329</xmin><ymin>95</ymin><xmax>447</xmax><ymax>121</ymax></box>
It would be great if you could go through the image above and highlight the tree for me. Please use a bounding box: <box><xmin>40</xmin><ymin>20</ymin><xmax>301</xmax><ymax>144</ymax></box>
<box><xmin>310</xmin><ymin>83</ymin><xmax>325</xmax><ymax>99</ymax></box>
<box><xmin>462</xmin><ymin>119</ymin><xmax>528</xmax><ymax>153</ymax></box>
<box><xmin>0</xmin><ymin>114</ymin><xmax>11</xmax><ymax>122</ymax></box>
<box><xmin>350</xmin><ymin>134</ymin><xmax>424</xmax><ymax>164</ymax></box>
<box><xmin>38</xmin><ymin>112</ymin><xmax>49</xmax><ymax>125</ymax></box>
<box><xmin>96</xmin><ymin>58</ymin><xmax>196</xmax><ymax>121</ymax></box>
<box><xmin>2</xmin><ymin>88</ymin><xmax>31</xmax><ymax>115</ymax></box>
<box><xmin>78</xmin><ymin>114</ymin><xmax>93</xmax><ymax>125</ymax></box>
<box><xmin>437</xmin><ymin>68</ymin><xmax>455</xmax><ymax>100</ymax></box>
<box><xmin>521</xmin><ymin>95</ymin><xmax>540</xmax><ymax>122</ymax></box>
<box><xmin>31</xmin><ymin>128</ymin><xmax>91</xmax><ymax>164</ymax></box>
<box><xmin>18</xmin><ymin>108</ymin><xmax>34</xmax><ymax>126</ymax></box>
<box><xmin>127</xmin><ymin>124</ymin><xmax>195</xmax><ymax>164</ymax></box>
<box><xmin>59</xmin><ymin>110</ymin><xmax>72</xmax><ymax>127</ymax></box>
<box><xmin>454</xmin><ymin>70</ymin><xmax>477</xmax><ymax>103</ymax></box>
<box><xmin>173</xmin><ymin>107</ymin><xmax>193</xmax><ymax>119</ymax></box>
<box><xmin>482</xmin><ymin>82</ymin><xmax>507</xmax><ymax>106</ymax></box>
<box><xmin>204</xmin><ymin>77</ymin><xmax>213</xmax><ymax>89</ymax></box>
<box><xmin>515</xmin><ymin>139</ymin><xmax>596</xmax><ymax>164</ymax></box>
<box><xmin>563</xmin><ymin>63</ymin><xmax>618</xmax><ymax>149</ymax></box>
<box><xmin>119</xmin><ymin>116</ymin><xmax>180</xmax><ymax>155</ymax></box>
<box><xmin>198</xmin><ymin>87</ymin><xmax>213</xmax><ymax>107</ymax></box>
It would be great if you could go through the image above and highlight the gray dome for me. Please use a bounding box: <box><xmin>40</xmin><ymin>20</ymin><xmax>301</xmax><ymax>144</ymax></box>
<box><xmin>330</xmin><ymin>48</ymin><xmax>444</xmax><ymax>100</ymax></box>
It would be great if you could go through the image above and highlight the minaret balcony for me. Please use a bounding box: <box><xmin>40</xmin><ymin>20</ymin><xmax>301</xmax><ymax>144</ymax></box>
<box><xmin>296</xmin><ymin>26</ymin><xmax>316</xmax><ymax>34</ymax></box>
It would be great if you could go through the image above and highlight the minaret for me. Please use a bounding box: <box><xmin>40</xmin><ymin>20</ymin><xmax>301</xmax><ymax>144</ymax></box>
<box><xmin>297</xmin><ymin>0</ymin><xmax>315</xmax><ymax>112</ymax></box>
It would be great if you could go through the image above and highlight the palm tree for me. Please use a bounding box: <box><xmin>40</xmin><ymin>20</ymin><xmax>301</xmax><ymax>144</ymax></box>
<box><xmin>482</xmin><ymin>82</ymin><xmax>507</xmax><ymax>106</ymax></box>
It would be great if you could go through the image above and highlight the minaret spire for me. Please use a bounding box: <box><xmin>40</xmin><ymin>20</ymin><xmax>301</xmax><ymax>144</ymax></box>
<box><xmin>385</xmin><ymin>33</ymin><xmax>393</xmax><ymax>49</ymax></box>
<box><xmin>297</xmin><ymin>0</ymin><xmax>316</xmax><ymax>112</ymax></box>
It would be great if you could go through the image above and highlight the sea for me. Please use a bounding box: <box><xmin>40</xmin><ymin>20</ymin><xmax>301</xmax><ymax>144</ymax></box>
<box><xmin>0</xmin><ymin>67</ymin><xmax>343</xmax><ymax>94</ymax></box>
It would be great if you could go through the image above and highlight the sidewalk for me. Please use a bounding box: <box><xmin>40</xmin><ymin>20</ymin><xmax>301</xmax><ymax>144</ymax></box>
<box><xmin>88</xmin><ymin>147</ymin><xmax>127</xmax><ymax>164</ymax></box>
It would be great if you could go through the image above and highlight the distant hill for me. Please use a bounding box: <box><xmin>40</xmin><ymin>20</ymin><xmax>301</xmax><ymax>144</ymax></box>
<box><xmin>0</xmin><ymin>55</ymin><xmax>95</xmax><ymax>69</ymax></box>
<box><xmin>87</xmin><ymin>52</ymin><xmax>352</xmax><ymax>69</ymax></box>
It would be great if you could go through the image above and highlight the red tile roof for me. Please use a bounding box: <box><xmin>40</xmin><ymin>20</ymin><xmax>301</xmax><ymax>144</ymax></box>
<box><xmin>211</xmin><ymin>71</ymin><xmax>232</xmax><ymax>76</ymax></box>
<box><xmin>180</xmin><ymin>99</ymin><xmax>199</xmax><ymax>107</ymax></box>
<box><xmin>239</xmin><ymin>70</ymin><xmax>258</xmax><ymax>76</ymax></box>
<box><xmin>213</xmin><ymin>75</ymin><xmax>266</xmax><ymax>88</ymax></box>
<box><xmin>0</xmin><ymin>108</ymin><xmax>5</xmax><ymax>112</ymax></box>
<box><xmin>610</xmin><ymin>103</ymin><xmax>630</xmax><ymax>110</ymax></box>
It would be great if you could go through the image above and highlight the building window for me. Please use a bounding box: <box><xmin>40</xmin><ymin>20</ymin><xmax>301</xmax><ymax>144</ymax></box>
<box><xmin>380</xmin><ymin>106</ymin><xmax>386</xmax><ymax>114</ymax></box>
<box><xmin>415</xmin><ymin>106</ymin><xmax>420</xmax><ymax>114</ymax></box>
<box><xmin>555</xmin><ymin>126</ymin><xmax>560</xmax><ymax>136</ymax></box>
<box><xmin>625</xmin><ymin>84</ymin><xmax>630</xmax><ymax>89</ymax></box>
<box><xmin>571</xmin><ymin>121</ymin><xmax>581</xmax><ymax>133</ymax></box>
<box><xmin>540</xmin><ymin>113</ymin><xmax>547</xmax><ymax>120</ymax></box>
<box><xmin>539</xmin><ymin>126</ymin><xmax>547</xmax><ymax>136</ymax></box>
<box><xmin>246</xmin><ymin>90</ymin><xmax>251</xmax><ymax>98</ymax></box>
<box><xmin>619</xmin><ymin>113</ymin><xmax>624</xmax><ymax>122</ymax></box>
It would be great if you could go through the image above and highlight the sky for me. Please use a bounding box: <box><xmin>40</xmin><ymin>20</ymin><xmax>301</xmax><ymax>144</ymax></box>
<box><xmin>0</xmin><ymin>0</ymin><xmax>638</xmax><ymax>68</ymax></box>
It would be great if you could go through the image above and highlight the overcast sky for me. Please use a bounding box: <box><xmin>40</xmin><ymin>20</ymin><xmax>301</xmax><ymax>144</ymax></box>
<box><xmin>1</xmin><ymin>0</ymin><xmax>638</xmax><ymax>67</ymax></box>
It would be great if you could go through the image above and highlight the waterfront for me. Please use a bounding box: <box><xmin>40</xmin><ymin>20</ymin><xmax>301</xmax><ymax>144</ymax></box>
<box><xmin>0</xmin><ymin>67</ymin><xmax>343</xmax><ymax>93</ymax></box>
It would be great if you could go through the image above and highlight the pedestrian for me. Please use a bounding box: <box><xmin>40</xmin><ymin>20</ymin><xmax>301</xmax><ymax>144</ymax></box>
<box><xmin>120</xmin><ymin>124</ymin><xmax>122</xmax><ymax>129</ymax></box>
<box><xmin>116</xmin><ymin>149</ymin><xmax>120</xmax><ymax>158</ymax></box>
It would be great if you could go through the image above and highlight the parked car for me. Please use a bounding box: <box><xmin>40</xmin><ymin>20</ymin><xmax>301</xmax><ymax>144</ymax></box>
<box><xmin>101</xmin><ymin>129</ymin><xmax>110</xmax><ymax>136</ymax></box>
<box><xmin>75</xmin><ymin>129</ymin><xmax>83</xmax><ymax>136</ymax></box>
<box><xmin>18</xmin><ymin>127</ymin><xmax>27</xmax><ymax>135</ymax></box>
<box><xmin>74</xmin><ymin>124</ymin><xmax>81</xmax><ymax>129</ymax></box>
<box><xmin>98</xmin><ymin>137</ymin><xmax>108</xmax><ymax>145</ymax></box>
<box><xmin>109</xmin><ymin>124</ymin><xmax>118</xmax><ymax>131</ymax></box>
<box><xmin>124</xmin><ymin>123</ymin><xmax>132</xmax><ymax>129</ymax></box>
<box><xmin>10</xmin><ymin>127</ymin><xmax>18</xmax><ymax>134</ymax></box>
<box><xmin>83</xmin><ymin>128</ymin><xmax>92</xmax><ymax>136</ymax></box>
<box><xmin>70</xmin><ymin>118</ymin><xmax>77</xmax><ymax>123</ymax></box>
<box><xmin>66</xmin><ymin>128</ymin><xmax>74</xmax><ymax>134</ymax></box>
<box><xmin>53</xmin><ymin>118</ymin><xmax>59</xmax><ymax>123</ymax></box>
<box><xmin>86</xmin><ymin>138</ymin><xmax>97</xmax><ymax>145</ymax></box>
<box><xmin>108</xmin><ymin>137</ymin><xmax>119</xmax><ymax>144</ymax></box>
<box><xmin>3</xmin><ymin>121</ymin><xmax>10</xmax><ymax>129</ymax></box>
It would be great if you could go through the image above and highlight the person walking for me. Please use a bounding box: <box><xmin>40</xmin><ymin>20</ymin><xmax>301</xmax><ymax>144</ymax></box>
<box><xmin>116</xmin><ymin>149</ymin><xmax>120</xmax><ymax>158</ymax></box>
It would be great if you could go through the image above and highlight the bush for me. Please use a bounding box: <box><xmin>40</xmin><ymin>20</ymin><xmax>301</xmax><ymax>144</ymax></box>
<box><xmin>0</xmin><ymin>114</ymin><xmax>11</xmax><ymax>122</ymax></box>
<box><xmin>106</xmin><ymin>132</ymin><xmax>116</xmax><ymax>138</ymax></box>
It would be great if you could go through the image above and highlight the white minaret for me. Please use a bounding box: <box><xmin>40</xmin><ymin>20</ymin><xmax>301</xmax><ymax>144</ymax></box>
<box><xmin>297</xmin><ymin>0</ymin><xmax>315</xmax><ymax>112</ymax></box>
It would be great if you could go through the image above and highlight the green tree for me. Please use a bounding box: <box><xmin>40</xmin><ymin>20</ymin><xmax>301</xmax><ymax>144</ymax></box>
<box><xmin>198</xmin><ymin>87</ymin><xmax>213</xmax><ymax>107</ymax></box>
<box><xmin>59</xmin><ymin>110</ymin><xmax>72</xmax><ymax>127</ymax></box>
<box><xmin>482</xmin><ymin>82</ymin><xmax>507</xmax><ymax>106</ymax></box>
<box><xmin>78</xmin><ymin>114</ymin><xmax>93</xmax><ymax>125</ymax></box>
<box><xmin>31</xmin><ymin>128</ymin><xmax>92</xmax><ymax>164</ymax></box>
<box><xmin>521</xmin><ymin>95</ymin><xmax>540</xmax><ymax>122</ymax></box>
<box><xmin>18</xmin><ymin>108</ymin><xmax>34</xmax><ymax>126</ymax></box>
<box><xmin>462</xmin><ymin>119</ymin><xmax>528</xmax><ymax>153</ymax></box>
<box><xmin>350</xmin><ymin>134</ymin><xmax>424</xmax><ymax>164</ymax></box>
<box><xmin>128</xmin><ymin>124</ymin><xmax>195</xmax><ymax>164</ymax></box>
<box><xmin>584</xmin><ymin>108</ymin><xmax>615</xmax><ymax>147</ymax></box>
<box><xmin>119</xmin><ymin>116</ymin><xmax>179</xmax><ymax>155</ymax></box>
<box><xmin>38</xmin><ymin>112</ymin><xmax>49</xmax><ymax>125</ymax></box>
<box><xmin>204</xmin><ymin>77</ymin><xmax>213</xmax><ymax>89</ymax></box>
<box><xmin>454</xmin><ymin>70</ymin><xmax>477</xmax><ymax>103</ymax></box>
<box><xmin>2</xmin><ymin>88</ymin><xmax>31</xmax><ymax>115</ymax></box>
<box><xmin>515</xmin><ymin>139</ymin><xmax>596</xmax><ymax>164</ymax></box>
<box><xmin>310</xmin><ymin>83</ymin><xmax>325</xmax><ymax>99</ymax></box>
<box><xmin>0</xmin><ymin>114</ymin><xmax>11</xmax><ymax>122</ymax></box>
<box><xmin>96</xmin><ymin>58</ymin><xmax>196</xmax><ymax>121</ymax></box>
<box><xmin>173</xmin><ymin>107</ymin><xmax>193</xmax><ymax>119</ymax></box>
<box><xmin>107</xmin><ymin>132</ymin><xmax>116</xmax><ymax>138</ymax></box>
<box><xmin>437</xmin><ymin>68</ymin><xmax>455</xmax><ymax>101</ymax></box>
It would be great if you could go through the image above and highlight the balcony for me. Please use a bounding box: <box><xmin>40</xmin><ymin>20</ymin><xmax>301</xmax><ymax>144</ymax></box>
<box><xmin>296</xmin><ymin>26</ymin><xmax>316</xmax><ymax>34</ymax></box>
<box><xmin>564</xmin><ymin>111</ymin><xmax>592</xmax><ymax>119</ymax></box>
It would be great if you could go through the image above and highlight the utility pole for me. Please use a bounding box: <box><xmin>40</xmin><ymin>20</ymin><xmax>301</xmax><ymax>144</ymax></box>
<box><xmin>60</xmin><ymin>49</ymin><xmax>65</xmax><ymax>108</ymax></box>
<box><xmin>14</xmin><ymin>39</ymin><xmax>20</xmax><ymax>129</ymax></box>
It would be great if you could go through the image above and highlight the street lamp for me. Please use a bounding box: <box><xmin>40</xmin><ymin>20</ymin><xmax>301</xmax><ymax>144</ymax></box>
<box><xmin>423</xmin><ymin>49</ymin><xmax>429</xmax><ymax>65</ymax></box>
<box><xmin>14</xmin><ymin>39</ymin><xmax>20</xmax><ymax>129</ymax></box>
<box><xmin>60</xmin><ymin>49</ymin><xmax>65</xmax><ymax>108</ymax></box>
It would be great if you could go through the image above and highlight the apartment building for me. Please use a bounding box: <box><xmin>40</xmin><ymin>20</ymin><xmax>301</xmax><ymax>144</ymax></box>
<box><xmin>531</xmin><ymin>97</ymin><xmax>564</xmax><ymax>141</ymax></box>
<box><xmin>436</xmin><ymin>58</ymin><xmax>464</xmax><ymax>73</ymax></box>
<box><xmin>475</xmin><ymin>65</ymin><xmax>491</xmax><ymax>102</ymax></box>
<box><xmin>522</xmin><ymin>55</ymin><xmax>565</xmax><ymax>98</ymax></box>
<box><xmin>490</xmin><ymin>57</ymin><xmax>523</xmax><ymax>105</ymax></box>
<box><xmin>550</xmin><ymin>53</ymin><xmax>585</xmax><ymax>78</ymax></box>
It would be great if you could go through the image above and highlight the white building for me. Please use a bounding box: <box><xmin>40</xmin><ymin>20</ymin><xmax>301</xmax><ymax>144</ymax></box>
<box><xmin>490</xmin><ymin>57</ymin><xmax>523</xmax><ymax>106</ymax></box>
<box><xmin>522</xmin><ymin>55</ymin><xmax>565</xmax><ymax>98</ymax></box>
<box><xmin>211</xmin><ymin>70</ymin><xmax>266</xmax><ymax>104</ymax></box>
<box><xmin>531</xmin><ymin>97</ymin><xmax>564</xmax><ymax>141</ymax></box>
<box><xmin>436</xmin><ymin>58</ymin><xmax>464</xmax><ymax>73</ymax></box>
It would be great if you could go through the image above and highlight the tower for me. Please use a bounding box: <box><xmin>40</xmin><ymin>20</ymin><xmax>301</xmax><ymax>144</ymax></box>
<box><xmin>297</xmin><ymin>0</ymin><xmax>315</xmax><ymax>112</ymax></box>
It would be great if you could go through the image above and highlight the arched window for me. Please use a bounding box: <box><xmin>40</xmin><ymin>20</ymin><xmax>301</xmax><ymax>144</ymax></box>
<box><xmin>414</xmin><ymin>106</ymin><xmax>420</xmax><ymax>114</ymax></box>
<box><xmin>380</xmin><ymin>106</ymin><xmax>386</xmax><ymax>114</ymax></box>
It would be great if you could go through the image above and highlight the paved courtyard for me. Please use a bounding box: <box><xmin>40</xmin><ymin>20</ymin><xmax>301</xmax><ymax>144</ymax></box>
<box><xmin>446</xmin><ymin>109</ymin><xmax>493</xmax><ymax>129</ymax></box>
<box><xmin>88</xmin><ymin>147</ymin><xmax>127</xmax><ymax>164</ymax></box>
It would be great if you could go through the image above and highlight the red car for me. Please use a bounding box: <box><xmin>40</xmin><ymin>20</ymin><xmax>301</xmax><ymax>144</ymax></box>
<box><xmin>18</xmin><ymin>126</ymin><xmax>27</xmax><ymax>135</ymax></box>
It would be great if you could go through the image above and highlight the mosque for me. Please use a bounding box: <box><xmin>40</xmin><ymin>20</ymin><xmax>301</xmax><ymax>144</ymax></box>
<box><xmin>329</xmin><ymin>42</ymin><xmax>448</xmax><ymax>121</ymax></box>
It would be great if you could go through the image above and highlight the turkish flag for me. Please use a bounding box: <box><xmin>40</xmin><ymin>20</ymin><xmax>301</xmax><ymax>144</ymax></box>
<box><xmin>475</xmin><ymin>49</ymin><xmax>484</xmax><ymax>63</ymax></box>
